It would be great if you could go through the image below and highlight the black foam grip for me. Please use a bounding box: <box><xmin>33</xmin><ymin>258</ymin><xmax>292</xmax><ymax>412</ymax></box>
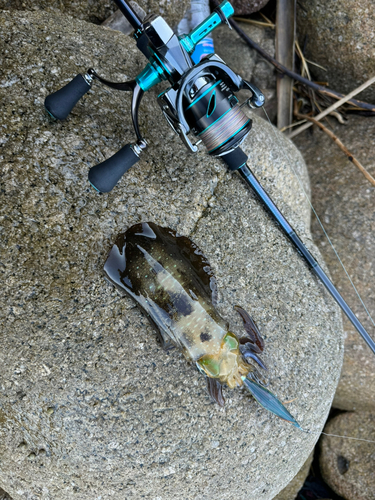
<box><xmin>88</xmin><ymin>144</ymin><xmax>139</xmax><ymax>193</ymax></box>
<box><xmin>44</xmin><ymin>74</ymin><xmax>91</xmax><ymax>120</ymax></box>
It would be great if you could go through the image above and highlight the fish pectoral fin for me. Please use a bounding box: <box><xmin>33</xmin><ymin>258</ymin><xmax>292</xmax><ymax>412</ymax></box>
<box><xmin>206</xmin><ymin>377</ymin><xmax>225</xmax><ymax>407</ymax></box>
<box><xmin>242</xmin><ymin>376</ymin><xmax>301</xmax><ymax>429</ymax></box>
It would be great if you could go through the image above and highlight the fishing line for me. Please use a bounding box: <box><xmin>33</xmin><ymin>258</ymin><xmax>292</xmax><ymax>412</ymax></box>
<box><xmin>261</xmin><ymin>106</ymin><xmax>375</xmax><ymax>330</ymax></box>
<box><xmin>258</xmin><ymin>107</ymin><xmax>375</xmax><ymax>443</ymax></box>
<box><xmin>300</xmin><ymin>429</ymin><xmax>375</xmax><ymax>444</ymax></box>
<box><xmin>320</xmin><ymin>432</ymin><xmax>375</xmax><ymax>443</ymax></box>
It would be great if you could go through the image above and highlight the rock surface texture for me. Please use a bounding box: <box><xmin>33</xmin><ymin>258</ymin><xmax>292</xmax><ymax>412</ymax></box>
<box><xmin>231</xmin><ymin>0</ymin><xmax>270</xmax><ymax>15</ymax></box>
<box><xmin>0</xmin><ymin>11</ymin><xmax>343</xmax><ymax>500</ymax></box>
<box><xmin>102</xmin><ymin>2</ymin><xmax>146</xmax><ymax>35</ymax></box>
<box><xmin>0</xmin><ymin>0</ymin><xmax>188</xmax><ymax>27</ymax></box>
<box><xmin>297</xmin><ymin>0</ymin><xmax>375</xmax><ymax>101</ymax></box>
<box><xmin>294</xmin><ymin>117</ymin><xmax>375</xmax><ymax>412</ymax></box>
<box><xmin>212</xmin><ymin>22</ymin><xmax>277</xmax><ymax>121</ymax></box>
<box><xmin>273</xmin><ymin>452</ymin><xmax>314</xmax><ymax>500</ymax></box>
<box><xmin>320</xmin><ymin>412</ymin><xmax>375</xmax><ymax>500</ymax></box>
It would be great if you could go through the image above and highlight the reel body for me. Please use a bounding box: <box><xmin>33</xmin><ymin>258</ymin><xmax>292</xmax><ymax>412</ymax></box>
<box><xmin>184</xmin><ymin>77</ymin><xmax>251</xmax><ymax>155</ymax></box>
<box><xmin>158</xmin><ymin>54</ymin><xmax>264</xmax><ymax>160</ymax></box>
<box><xmin>44</xmin><ymin>0</ymin><xmax>264</xmax><ymax>192</ymax></box>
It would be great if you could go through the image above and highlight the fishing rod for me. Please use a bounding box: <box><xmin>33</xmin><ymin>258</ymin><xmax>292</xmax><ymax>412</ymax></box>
<box><xmin>44</xmin><ymin>0</ymin><xmax>375</xmax><ymax>355</ymax></box>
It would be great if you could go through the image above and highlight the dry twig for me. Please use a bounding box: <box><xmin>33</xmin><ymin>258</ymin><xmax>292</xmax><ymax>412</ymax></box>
<box><xmin>295</xmin><ymin>112</ymin><xmax>375</xmax><ymax>187</ymax></box>
<box><xmin>276</xmin><ymin>0</ymin><xmax>296</xmax><ymax>130</ymax></box>
<box><xmin>259</xmin><ymin>12</ymin><xmax>274</xmax><ymax>25</ymax></box>
<box><xmin>233</xmin><ymin>17</ymin><xmax>275</xmax><ymax>28</ymax></box>
<box><xmin>221</xmin><ymin>12</ymin><xmax>375</xmax><ymax>112</ymax></box>
<box><xmin>295</xmin><ymin>40</ymin><xmax>310</xmax><ymax>80</ymax></box>
<box><xmin>279</xmin><ymin>119</ymin><xmax>307</xmax><ymax>132</ymax></box>
<box><xmin>289</xmin><ymin>75</ymin><xmax>375</xmax><ymax>138</ymax></box>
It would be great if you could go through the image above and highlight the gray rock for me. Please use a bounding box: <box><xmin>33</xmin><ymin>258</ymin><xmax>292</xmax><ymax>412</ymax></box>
<box><xmin>0</xmin><ymin>0</ymin><xmax>117</xmax><ymax>24</ymax></box>
<box><xmin>212</xmin><ymin>22</ymin><xmax>277</xmax><ymax>121</ymax></box>
<box><xmin>0</xmin><ymin>10</ymin><xmax>343</xmax><ymax>500</ymax></box>
<box><xmin>139</xmin><ymin>0</ymin><xmax>189</xmax><ymax>28</ymax></box>
<box><xmin>293</xmin><ymin>116</ymin><xmax>375</xmax><ymax>412</ymax></box>
<box><xmin>320</xmin><ymin>411</ymin><xmax>375</xmax><ymax>500</ymax></box>
<box><xmin>273</xmin><ymin>451</ymin><xmax>313</xmax><ymax>500</ymax></box>
<box><xmin>231</xmin><ymin>0</ymin><xmax>270</xmax><ymax>15</ymax></box>
<box><xmin>297</xmin><ymin>0</ymin><xmax>375</xmax><ymax>102</ymax></box>
<box><xmin>102</xmin><ymin>2</ymin><xmax>146</xmax><ymax>35</ymax></box>
<box><xmin>0</xmin><ymin>0</ymin><xmax>188</xmax><ymax>27</ymax></box>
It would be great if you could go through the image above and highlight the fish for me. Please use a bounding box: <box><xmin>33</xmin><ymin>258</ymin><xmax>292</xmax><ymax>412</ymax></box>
<box><xmin>104</xmin><ymin>221</ymin><xmax>301</xmax><ymax>427</ymax></box>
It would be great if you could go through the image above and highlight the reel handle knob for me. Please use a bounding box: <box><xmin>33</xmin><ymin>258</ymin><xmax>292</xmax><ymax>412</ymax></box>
<box><xmin>44</xmin><ymin>74</ymin><xmax>91</xmax><ymax>120</ymax></box>
<box><xmin>88</xmin><ymin>144</ymin><xmax>140</xmax><ymax>193</ymax></box>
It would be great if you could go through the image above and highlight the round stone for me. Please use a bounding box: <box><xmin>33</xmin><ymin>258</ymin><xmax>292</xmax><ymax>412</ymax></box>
<box><xmin>297</xmin><ymin>0</ymin><xmax>375</xmax><ymax>101</ymax></box>
<box><xmin>0</xmin><ymin>10</ymin><xmax>343</xmax><ymax>500</ymax></box>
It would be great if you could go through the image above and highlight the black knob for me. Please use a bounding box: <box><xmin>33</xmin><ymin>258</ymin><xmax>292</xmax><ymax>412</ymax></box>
<box><xmin>45</xmin><ymin>74</ymin><xmax>91</xmax><ymax>120</ymax></box>
<box><xmin>88</xmin><ymin>144</ymin><xmax>140</xmax><ymax>193</ymax></box>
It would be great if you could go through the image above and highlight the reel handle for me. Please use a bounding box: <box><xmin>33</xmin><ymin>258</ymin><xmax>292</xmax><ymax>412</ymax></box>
<box><xmin>44</xmin><ymin>74</ymin><xmax>91</xmax><ymax>120</ymax></box>
<box><xmin>88</xmin><ymin>143</ymin><xmax>141</xmax><ymax>193</ymax></box>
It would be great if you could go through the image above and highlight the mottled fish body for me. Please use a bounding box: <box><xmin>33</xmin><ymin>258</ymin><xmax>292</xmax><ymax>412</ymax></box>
<box><xmin>104</xmin><ymin>222</ymin><xmax>301</xmax><ymax>428</ymax></box>
<box><xmin>104</xmin><ymin>222</ymin><xmax>230</xmax><ymax>361</ymax></box>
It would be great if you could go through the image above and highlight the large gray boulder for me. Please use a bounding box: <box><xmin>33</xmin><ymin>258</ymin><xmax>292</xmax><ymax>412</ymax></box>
<box><xmin>297</xmin><ymin>0</ymin><xmax>375</xmax><ymax>102</ymax></box>
<box><xmin>0</xmin><ymin>0</ymin><xmax>188</xmax><ymax>27</ymax></box>
<box><xmin>0</xmin><ymin>11</ymin><xmax>343</xmax><ymax>500</ymax></box>
<box><xmin>0</xmin><ymin>0</ymin><xmax>117</xmax><ymax>24</ymax></box>
<box><xmin>294</xmin><ymin>117</ymin><xmax>375</xmax><ymax>412</ymax></box>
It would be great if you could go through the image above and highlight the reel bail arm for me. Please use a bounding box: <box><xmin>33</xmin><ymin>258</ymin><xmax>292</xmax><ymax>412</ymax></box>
<box><xmin>240</xmin><ymin>80</ymin><xmax>265</xmax><ymax>108</ymax></box>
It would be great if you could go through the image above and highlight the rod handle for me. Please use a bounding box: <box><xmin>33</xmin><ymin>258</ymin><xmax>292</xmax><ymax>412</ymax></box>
<box><xmin>88</xmin><ymin>144</ymin><xmax>140</xmax><ymax>193</ymax></box>
<box><xmin>179</xmin><ymin>1</ymin><xmax>234</xmax><ymax>53</ymax></box>
<box><xmin>44</xmin><ymin>74</ymin><xmax>91</xmax><ymax>120</ymax></box>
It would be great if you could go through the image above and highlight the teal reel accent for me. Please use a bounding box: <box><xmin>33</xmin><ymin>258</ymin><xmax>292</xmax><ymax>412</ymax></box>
<box><xmin>135</xmin><ymin>1</ymin><xmax>234</xmax><ymax>92</ymax></box>
<box><xmin>179</xmin><ymin>1</ymin><xmax>234</xmax><ymax>54</ymax></box>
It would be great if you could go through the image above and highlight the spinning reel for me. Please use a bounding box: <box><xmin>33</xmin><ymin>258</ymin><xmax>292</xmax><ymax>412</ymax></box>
<box><xmin>44</xmin><ymin>0</ymin><xmax>264</xmax><ymax>193</ymax></box>
<box><xmin>44</xmin><ymin>0</ymin><xmax>375</xmax><ymax>355</ymax></box>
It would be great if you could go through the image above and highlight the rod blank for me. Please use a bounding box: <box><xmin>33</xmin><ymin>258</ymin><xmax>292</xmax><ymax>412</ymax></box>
<box><xmin>113</xmin><ymin>0</ymin><xmax>144</xmax><ymax>31</ymax></box>
<box><xmin>237</xmin><ymin>163</ymin><xmax>375</xmax><ymax>356</ymax></box>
